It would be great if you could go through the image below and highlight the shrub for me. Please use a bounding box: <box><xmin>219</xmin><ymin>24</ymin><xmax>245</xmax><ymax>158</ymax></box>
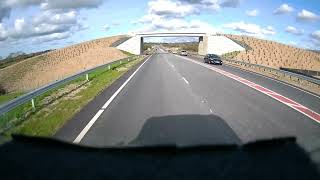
<box><xmin>0</xmin><ymin>84</ymin><xmax>6</xmax><ymax>95</ymax></box>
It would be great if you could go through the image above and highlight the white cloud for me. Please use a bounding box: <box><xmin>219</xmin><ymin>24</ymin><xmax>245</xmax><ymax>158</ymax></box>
<box><xmin>310</xmin><ymin>30</ymin><xmax>320</xmax><ymax>47</ymax></box>
<box><xmin>219</xmin><ymin>0</ymin><xmax>240</xmax><ymax>8</ymax></box>
<box><xmin>223</xmin><ymin>21</ymin><xmax>276</xmax><ymax>37</ymax></box>
<box><xmin>201</xmin><ymin>0</ymin><xmax>221</xmax><ymax>11</ymax></box>
<box><xmin>132</xmin><ymin>18</ymin><xmax>217</xmax><ymax>34</ymax></box>
<box><xmin>10</xmin><ymin>16</ymin><xmax>69</xmax><ymax>39</ymax></box>
<box><xmin>288</xmin><ymin>41</ymin><xmax>297</xmax><ymax>46</ymax></box>
<box><xmin>0</xmin><ymin>0</ymin><xmax>105</xmax><ymax>22</ymax></box>
<box><xmin>10</xmin><ymin>14</ymin><xmax>74</xmax><ymax>39</ymax></box>
<box><xmin>0</xmin><ymin>0</ymin><xmax>43</xmax><ymax>22</ymax></box>
<box><xmin>111</xmin><ymin>22</ymin><xmax>120</xmax><ymax>26</ymax></box>
<box><xmin>33</xmin><ymin>10</ymin><xmax>77</xmax><ymax>25</ymax></box>
<box><xmin>102</xmin><ymin>22</ymin><xmax>121</xmax><ymax>32</ymax></box>
<box><xmin>40</xmin><ymin>0</ymin><xmax>104</xmax><ymax>10</ymax></box>
<box><xmin>103</xmin><ymin>25</ymin><xmax>110</xmax><ymax>31</ymax></box>
<box><xmin>246</xmin><ymin>9</ymin><xmax>259</xmax><ymax>17</ymax></box>
<box><xmin>180</xmin><ymin>0</ymin><xmax>240</xmax><ymax>11</ymax></box>
<box><xmin>263</xmin><ymin>26</ymin><xmax>276</xmax><ymax>35</ymax></box>
<box><xmin>2</xmin><ymin>8</ymin><xmax>89</xmax><ymax>43</ymax></box>
<box><xmin>133</xmin><ymin>0</ymin><xmax>244</xmax><ymax>35</ymax></box>
<box><xmin>285</xmin><ymin>26</ymin><xmax>303</xmax><ymax>35</ymax></box>
<box><xmin>297</xmin><ymin>9</ymin><xmax>319</xmax><ymax>22</ymax></box>
<box><xmin>4</xmin><ymin>0</ymin><xmax>43</xmax><ymax>7</ymax></box>
<box><xmin>9</xmin><ymin>10</ymin><xmax>85</xmax><ymax>42</ymax></box>
<box><xmin>273</xmin><ymin>4</ymin><xmax>294</xmax><ymax>15</ymax></box>
<box><xmin>147</xmin><ymin>0</ymin><xmax>199</xmax><ymax>18</ymax></box>
<box><xmin>32</xmin><ymin>32</ymin><xmax>70</xmax><ymax>43</ymax></box>
<box><xmin>0</xmin><ymin>23</ymin><xmax>8</xmax><ymax>41</ymax></box>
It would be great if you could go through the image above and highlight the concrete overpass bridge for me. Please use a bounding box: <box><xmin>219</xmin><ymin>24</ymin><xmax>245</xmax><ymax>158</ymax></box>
<box><xmin>116</xmin><ymin>32</ymin><xmax>245</xmax><ymax>55</ymax></box>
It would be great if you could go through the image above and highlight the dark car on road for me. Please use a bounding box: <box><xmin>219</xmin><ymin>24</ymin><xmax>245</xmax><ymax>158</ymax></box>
<box><xmin>204</xmin><ymin>54</ymin><xmax>222</xmax><ymax>65</ymax></box>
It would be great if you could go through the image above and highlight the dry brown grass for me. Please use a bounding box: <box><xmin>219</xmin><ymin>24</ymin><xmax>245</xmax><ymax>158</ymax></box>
<box><xmin>0</xmin><ymin>35</ymin><xmax>129</xmax><ymax>93</ymax></box>
<box><xmin>225</xmin><ymin>34</ymin><xmax>320</xmax><ymax>71</ymax></box>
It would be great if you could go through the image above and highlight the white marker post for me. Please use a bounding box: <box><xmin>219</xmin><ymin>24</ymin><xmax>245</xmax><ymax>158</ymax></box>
<box><xmin>86</xmin><ymin>74</ymin><xmax>89</xmax><ymax>81</ymax></box>
<box><xmin>31</xmin><ymin>98</ymin><xmax>35</xmax><ymax>111</ymax></box>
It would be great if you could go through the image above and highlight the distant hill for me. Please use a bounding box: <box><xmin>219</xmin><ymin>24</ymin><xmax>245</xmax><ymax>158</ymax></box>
<box><xmin>6</xmin><ymin>51</ymin><xmax>26</xmax><ymax>59</ymax></box>
<box><xmin>0</xmin><ymin>50</ymin><xmax>52</xmax><ymax>69</ymax></box>
<box><xmin>310</xmin><ymin>50</ymin><xmax>320</xmax><ymax>54</ymax></box>
<box><xmin>147</xmin><ymin>42</ymin><xmax>198</xmax><ymax>52</ymax></box>
<box><xmin>225</xmin><ymin>34</ymin><xmax>320</xmax><ymax>71</ymax></box>
<box><xmin>0</xmin><ymin>35</ymin><xmax>129</xmax><ymax>93</ymax></box>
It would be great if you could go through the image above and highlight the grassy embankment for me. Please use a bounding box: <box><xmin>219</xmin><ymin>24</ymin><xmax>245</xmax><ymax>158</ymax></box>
<box><xmin>0</xmin><ymin>56</ymin><xmax>144</xmax><ymax>138</ymax></box>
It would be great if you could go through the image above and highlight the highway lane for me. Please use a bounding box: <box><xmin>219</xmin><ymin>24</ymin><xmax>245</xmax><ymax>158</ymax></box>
<box><xmin>164</xmin><ymin>54</ymin><xmax>320</xmax><ymax>149</ymax></box>
<box><xmin>188</xmin><ymin>55</ymin><xmax>320</xmax><ymax>114</ymax></box>
<box><xmin>60</xmin><ymin>52</ymin><xmax>320</xmax><ymax>153</ymax></box>
<box><xmin>78</xmin><ymin>53</ymin><xmax>241</xmax><ymax>146</ymax></box>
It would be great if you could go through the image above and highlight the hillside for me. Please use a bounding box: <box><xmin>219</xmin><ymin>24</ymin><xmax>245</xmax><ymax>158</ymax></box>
<box><xmin>225</xmin><ymin>34</ymin><xmax>320</xmax><ymax>71</ymax></box>
<box><xmin>0</xmin><ymin>35</ymin><xmax>129</xmax><ymax>93</ymax></box>
<box><xmin>0</xmin><ymin>50</ymin><xmax>52</xmax><ymax>69</ymax></box>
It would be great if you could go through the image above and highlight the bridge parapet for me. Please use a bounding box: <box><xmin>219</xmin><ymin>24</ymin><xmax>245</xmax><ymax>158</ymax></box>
<box><xmin>116</xmin><ymin>32</ymin><xmax>245</xmax><ymax>55</ymax></box>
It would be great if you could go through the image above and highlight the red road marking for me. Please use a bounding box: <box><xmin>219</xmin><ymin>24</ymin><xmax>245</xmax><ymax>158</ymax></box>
<box><xmin>269</xmin><ymin>94</ymin><xmax>300</xmax><ymax>106</ymax></box>
<box><xmin>238</xmin><ymin>79</ymin><xmax>255</xmax><ymax>85</ymax></box>
<box><xmin>294</xmin><ymin>106</ymin><xmax>320</xmax><ymax>123</ymax></box>
<box><xmin>180</xmin><ymin>57</ymin><xmax>320</xmax><ymax>123</ymax></box>
<box><xmin>204</xmin><ymin>64</ymin><xmax>320</xmax><ymax>123</ymax></box>
<box><xmin>252</xmin><ymin>85</ymin><xmax>274</xmax><ymax>94</ymax></box>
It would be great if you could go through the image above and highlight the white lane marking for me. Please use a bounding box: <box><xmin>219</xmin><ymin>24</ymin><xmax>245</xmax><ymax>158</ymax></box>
<box><xmin>176</xmin><ymin>55</ymin><xmax>320</xmax><ymax>123</ymax></box>
<box><xmin>182</xmin><ymin>77</ymin><xmax>189</xmax><ymax>85</ymax></box>
<box><xmin>73</xmin><ymin>110</ymin><xmax>104</xmax><ymax>143</ymax></box>
<box><xmin>187</xmin><ymin>56</ymin><xmax>320</xmax><ymax>99</ymax></box>
<box><xmin>223</xmin><ymin>64</ymin><xmax>320</xmax><ymax>99</ymax></box>
<box><xmin>73</xmin><ymin>55</ymin><xmax>153</xmax><ymax>143</ymax></box>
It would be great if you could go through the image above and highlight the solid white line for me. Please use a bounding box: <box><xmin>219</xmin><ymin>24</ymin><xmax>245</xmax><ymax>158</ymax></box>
<box><xmin>223</xmin><ymin>64</ymin><xmax>320</xmax><ymax>99</ymax></box>
<box><xmin>182</xmin><ymin>77</ymin><xmax>189</xmax><ymax>84</ymax></box>
<box><xmin>73</xmin><ymin>55</ymin><xmax>153</xmax><ymax>143</ymax></box>
<box><xmin>179</xmin><ymin>55</ymin><xmax>320</xmax><ymax>99</ymax></box>
<box><xmin>73</xmin><ymin>110</ymin><xmax>104</xmax><ymax>143</ymax></box>
<box><xmin>175</xmin><ymin>55</ymin><xmax>320</xmax><ymax>123</ymax></box>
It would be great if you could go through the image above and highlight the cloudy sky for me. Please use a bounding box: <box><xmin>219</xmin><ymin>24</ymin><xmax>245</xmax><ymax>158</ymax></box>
<box><xmin>0</xmin><ymin>0</ymin><xmax>319</xmax><ymax>57</ymax></box>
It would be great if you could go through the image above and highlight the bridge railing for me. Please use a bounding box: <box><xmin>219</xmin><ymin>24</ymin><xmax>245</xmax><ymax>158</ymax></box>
<box><xmin>0</xmin><ymin>55</ymin><xmax>142</xmax><ymax>116</ymax></box>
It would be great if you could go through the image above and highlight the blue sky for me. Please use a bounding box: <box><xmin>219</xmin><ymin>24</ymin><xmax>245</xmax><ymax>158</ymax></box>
<box><xmin>0</xmin><ymin>0</ymin><xmax>319</xmax><ymax>58</ymax></box>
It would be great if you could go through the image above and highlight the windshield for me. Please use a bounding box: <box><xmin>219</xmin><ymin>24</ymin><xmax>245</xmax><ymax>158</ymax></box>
<box><xmin>208</xmin><ymin>54</ymin><xmax>220</xmax><ymax>58</ymax></box>
<box><xmin>0</xmin><ymin>1</ymin><xmax>319</xmax><ymax>169</ymax></box>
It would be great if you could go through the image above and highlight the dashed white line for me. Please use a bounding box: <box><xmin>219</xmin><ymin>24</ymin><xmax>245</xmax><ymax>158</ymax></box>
<box><xmin>176</xmin><ymin>55</ymin><xmax>320</xmax><ymax>123</ymax></box>
<box><xmin>73</xmin><ymin>55</ymin><xmax>153</xmax><ymax>143</ymax></box>
<box><xmin>182</xmin><ymin>77</ymin><xmax>189</xmax><ymax>85</ymax></box>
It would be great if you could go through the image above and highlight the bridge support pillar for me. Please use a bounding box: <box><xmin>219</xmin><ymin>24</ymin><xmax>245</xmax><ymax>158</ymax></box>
<box><xmin>198</xmin><ymin>36</ymin><xmax>208</xmax><ymax>55</ymax></box>
<box><xmin>116</xmin><ymin>35</ymin><xmax>143</xmax><ymax>55</ymax></box>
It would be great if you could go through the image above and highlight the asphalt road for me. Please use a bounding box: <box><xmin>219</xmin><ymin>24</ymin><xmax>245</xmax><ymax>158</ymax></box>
<box><xmin>57</xmin><ymin>52</ymin><xmax>320</xmax><ymax>158</ymax></box>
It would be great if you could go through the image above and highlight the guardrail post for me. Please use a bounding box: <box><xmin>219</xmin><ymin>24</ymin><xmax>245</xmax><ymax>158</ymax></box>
<box><xmin>86</xmin><ymin>73</ymin><xmax>89</xmax><ymax>81</ymax></box>
<box><xmin>31</xmin><ymin>98</ymin><xmax>35</xmax><ymax>111</ymax></box>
